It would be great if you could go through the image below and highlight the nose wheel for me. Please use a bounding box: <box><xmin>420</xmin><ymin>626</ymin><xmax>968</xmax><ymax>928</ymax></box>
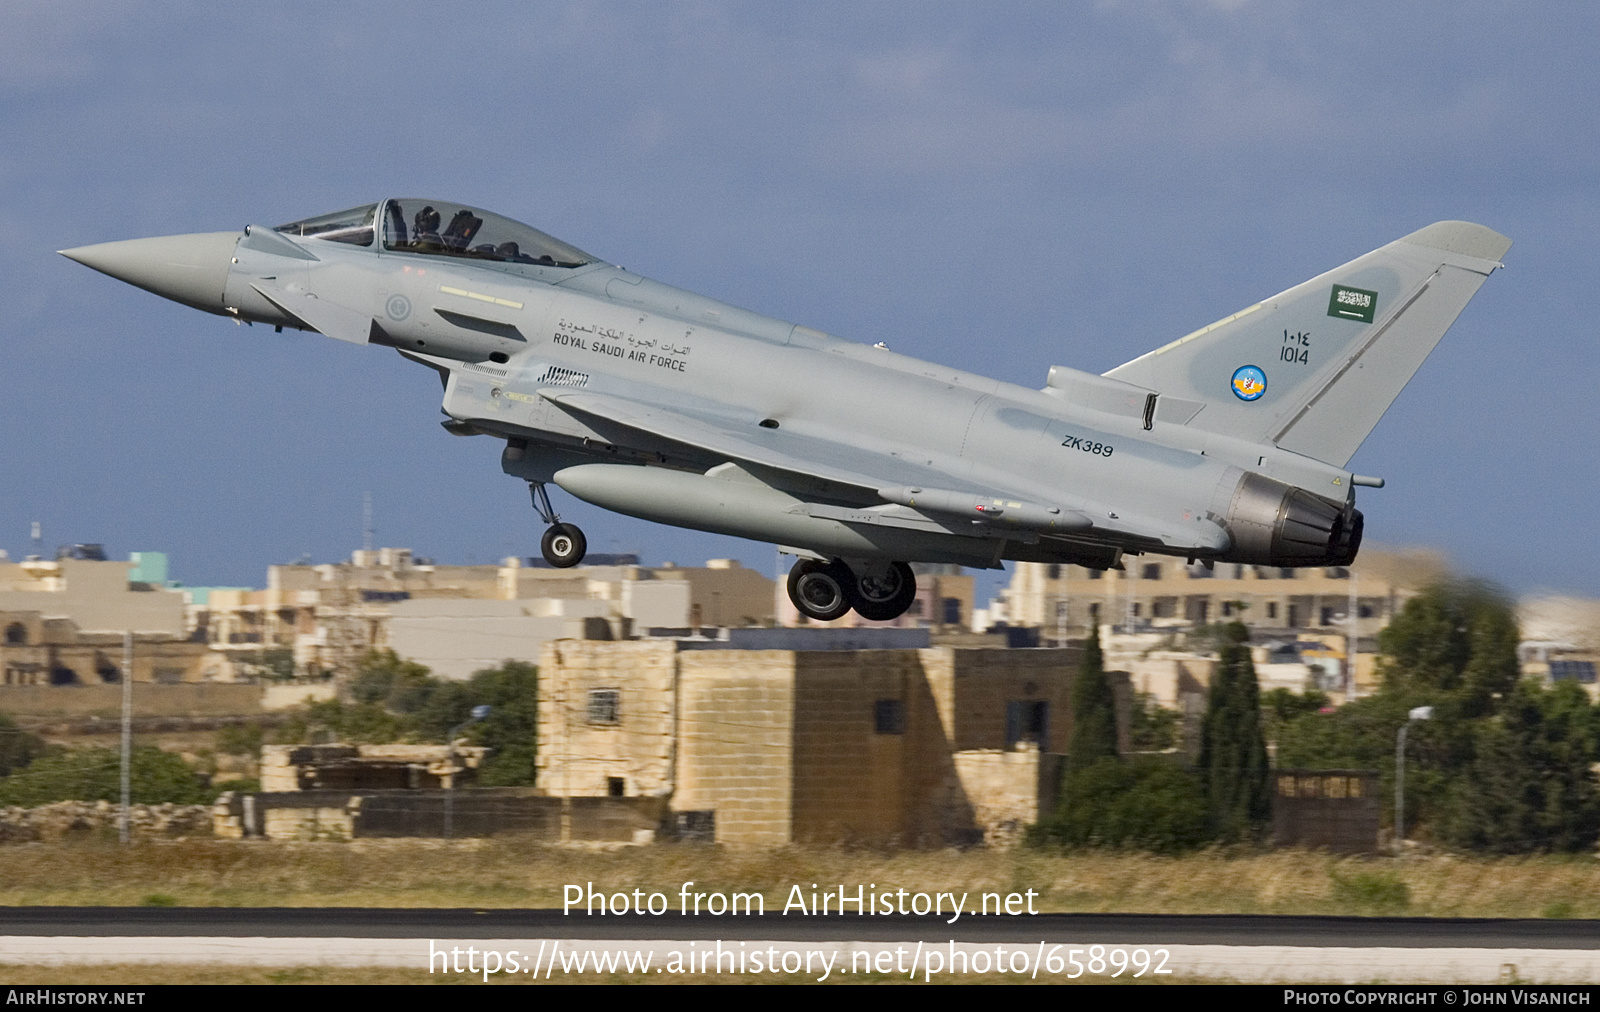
<box><xmin>786</xmin><ymin>558</ymin><xmax>918</xmax><ymax>622</ymax></box>
<box><xmin>530</xmin><ymin>482</ymin><xmax>587</xmax><ymax>568</ymax></box>
<box><xmin>541</xmin><ymin>523</ymin><xmax>587</xmax><ymax>568</ymax></box>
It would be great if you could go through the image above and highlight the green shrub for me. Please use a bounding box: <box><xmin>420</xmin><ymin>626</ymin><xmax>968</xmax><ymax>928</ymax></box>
<box><xmin>0</xmin><ymin>746</ymin><xmax>211</xmax><ymax>806</ymax></box>
<box><xmin>1036</xmin><ymin>757</ymin><xmax>1210</xmax><ymax>854</ymax></box>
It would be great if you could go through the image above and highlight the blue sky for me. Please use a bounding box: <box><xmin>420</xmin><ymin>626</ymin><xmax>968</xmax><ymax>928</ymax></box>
<box><xmin>3</xmin><ymin>2</ymin><xmax>1596</xmax><ymax>605</ymax></box>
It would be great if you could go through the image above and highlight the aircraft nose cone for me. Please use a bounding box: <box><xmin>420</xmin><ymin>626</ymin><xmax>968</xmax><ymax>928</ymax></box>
<box><xmin>59</xmin><ymin>231</ymin><xmax>241</xmax><ymax>313</ymax></box>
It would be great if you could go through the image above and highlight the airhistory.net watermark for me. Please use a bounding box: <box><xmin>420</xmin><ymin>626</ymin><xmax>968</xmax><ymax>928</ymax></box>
<box><xmin>427</xmin><ymin>939</ymin><xmax>1173</xmax><ymax>982</ymax></box>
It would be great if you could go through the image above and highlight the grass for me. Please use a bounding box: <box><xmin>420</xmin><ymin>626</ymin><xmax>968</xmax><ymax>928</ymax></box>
<box><xmin>1328</xmin><ymin>869</ymin><xmax>1410</xmax><ymax>913</ymax></box>
<box><xmin>0</xmin><ymin>837</ymin><xmax>1594</xmax><ymax>918</ymax></box>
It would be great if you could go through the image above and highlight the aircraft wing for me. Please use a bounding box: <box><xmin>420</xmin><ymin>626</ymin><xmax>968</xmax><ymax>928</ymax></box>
<box><xmin>538</xmin><ymin>388</ymin><xmax>953</xmax><ymax>496</ymax></box>
<box><xmin>537</xmin><ymin>388</ymin><xmax>1221</xmax><ymax>551</ymax></box>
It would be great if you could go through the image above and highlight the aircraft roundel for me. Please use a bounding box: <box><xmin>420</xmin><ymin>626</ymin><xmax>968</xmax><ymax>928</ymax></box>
<box><xmin>1231</xmin><ymin>365</ymin><xmax>1267</xmax><ymax>401</ymax></box>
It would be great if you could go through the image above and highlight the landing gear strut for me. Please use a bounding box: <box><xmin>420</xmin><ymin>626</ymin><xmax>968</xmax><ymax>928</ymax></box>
<box><xmin>529</xmin><ymin>482</ymin><xmax>587</xmax><ymax>568</ymax></box>
<box><xmin>786</xmin><ymin>557</ymin><xmax>918</xmax><ymax>622</ymax></box>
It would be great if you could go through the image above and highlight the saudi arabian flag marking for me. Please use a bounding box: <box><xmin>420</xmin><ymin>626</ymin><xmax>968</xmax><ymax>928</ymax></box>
<box><xmin>1328</xmin><ymin>284</ymin><xmax>1378</xmax><ymax>324</ymax></box>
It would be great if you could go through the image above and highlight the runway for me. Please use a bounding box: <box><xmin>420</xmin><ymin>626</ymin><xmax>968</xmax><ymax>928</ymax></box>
<box><xmin>3</xmin><ymin>907</ymin><xmax>1599</xmax><ymax>947</ymax></box>
<box><xmin>2</xmin><ymin>909</ymin><xmax>1597</xmax><ymax>982</ymax></box>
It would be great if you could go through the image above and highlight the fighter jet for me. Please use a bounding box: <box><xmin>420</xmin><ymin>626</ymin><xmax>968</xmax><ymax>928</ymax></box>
<box><xmin>60</xmin><ymin>201</ymin><xmax>1509</xmax><ymax>622</ymax></box>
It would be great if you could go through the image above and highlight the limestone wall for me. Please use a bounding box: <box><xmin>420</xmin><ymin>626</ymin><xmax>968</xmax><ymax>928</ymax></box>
<box><xmin>536</xmin><ymin>640</ymin><xmax>678</xmax><ymax>798</ymax></box>
<box><xmin>0</xmin><ymin>801</ymin><xmax>210</xmax><ymax>842</ymax></box>
<box><xmin>675</xmin><ymin>650</ymin><xmax>795</xmax><ymax>846</ymax></box>
<box><xmin>951</xmin><ymin>748</ymin><xmax>1044</xmax><ymax>847</ymax></box>
<box><xmin>0</xmin><ymin>683</ymin><xmax>262</xmax><ymax>717</ymax></box>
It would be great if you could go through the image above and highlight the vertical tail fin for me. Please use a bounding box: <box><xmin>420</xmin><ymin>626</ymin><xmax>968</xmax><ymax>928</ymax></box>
<box><xmin>1105</xmin><ymin>221</ymin><xmax>1510</xmax><ymax>468</ymax></box>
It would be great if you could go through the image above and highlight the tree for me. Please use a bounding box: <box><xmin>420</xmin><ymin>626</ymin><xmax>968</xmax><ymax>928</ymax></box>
<box><xmin>464</xmin><ymin>661</ymin><xmax>539</xmax><ymax>787</ymax></box>
<box><xmin>276</xmin><ymin>655</ymin><xmax>541</xmax><ymax>786</ymax></box>
<box><xmin>1378</xmin><ymin>579</ymin><xmax>1520</xmax><ymax>718</ymax></box>
<box><xmin>1274</xmin><ymin>579</ymin><xmax>1600</xmax><ymax>853</ymax></box>
<box><xmin>1197</xmin><ymin>621</ymin><xmax>1270</xmax><ymax>841</ymax></box>
<box><xmin>349</xmin><ymin>650</ymin><xmax>435</xmax><ymax>712</ymax></box>
<box><xmin>1038</xmin><ymin>626</ymin><xmax>1211</xmax><ymax>853</ymax></box>
<box><xmin>1066</xmin><ymin>624</ymin><xmax>1118</xmax><ymax>770</ymax></box>
<box><xmin>1436</xmin><ymin>679</ymin><xmax>1600</xmax><ymax>853</ymax></box>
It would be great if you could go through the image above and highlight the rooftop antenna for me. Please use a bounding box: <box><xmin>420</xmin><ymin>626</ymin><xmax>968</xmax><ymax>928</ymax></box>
<box><xmin>362</xmin><ymin>492</ymin><xmax>374</xmax><ymax>553</ymax></box>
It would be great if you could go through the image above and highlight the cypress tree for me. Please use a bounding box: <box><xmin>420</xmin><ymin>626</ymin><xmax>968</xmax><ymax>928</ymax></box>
<box><xmin>1067</xmin><ymin>624</ymin><xmax>1119</xmax><ymax>770</ymax></box>
<box><xmin>1041</xmin><ymin>626</ymin><xmax>1213</xmax><ymax>852</ymax></box>
<box><xmin>1197</xmin><ymin>621</ymin><xmax>1271</xmax><ymax>841</ymax></box>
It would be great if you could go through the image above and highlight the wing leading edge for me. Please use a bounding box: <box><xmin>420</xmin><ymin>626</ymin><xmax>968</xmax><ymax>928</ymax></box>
<box><xmin>538</xmin><ymin>388</ymin><xmax>965</xmax><ymax>498</ymax></box>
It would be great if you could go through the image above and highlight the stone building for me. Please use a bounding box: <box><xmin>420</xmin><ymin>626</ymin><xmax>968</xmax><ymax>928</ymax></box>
<box><xmin>985</xmin><ymin>546</ymin><xmax>1447</xmax><ymax>697</ymax></box>
<box><xmin>537</xmin><ymin>638</ymin><xmax>1108</xmax><ymax>847</ymax></box>
<box><xmin>0</xmin><ymin>554</ymin><xmax>212</xmax><ymax>685</ymax></box>
<box><xmin>1519</xmin><ymin>595</ymin><xmax>1600</xmax><ymax>698</ymax></box>
<box><xmin>992</xmin><ymin>546</ymin><xmax>1442</xmax><ymax>639</ymax></box>
<box><xmin>0</xmin><ymin>556</ymin><xmax>186</xmax><ymax>638</ymax></box>
<box><xmin>259</xmin><ymin>743</ymin><xmax>488</xmax><ymax>792</ymax></box>
<box><xmin>188</xmin><ymin>550</ymin><xmax>776</xmax><ymax>679</ymax></box>
<box><xmin>0</xmin><ymin>611</ymin><xmax>216</xmax><ymax>685</ymax></box>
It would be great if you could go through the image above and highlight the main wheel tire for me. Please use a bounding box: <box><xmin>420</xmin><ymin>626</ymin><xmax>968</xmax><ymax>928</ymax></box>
<box><xmin>786</xmin><ymin>559</ymin><xmax>852</xmax><ymax>622</ymax></box>
<box><xmin>846</xmin><ymin>561</ymin><xmax>918</xmax><ymax>621</ymax></box>
<box><xmin>540</xmin><ymin>523</ymin><xmax>587</xmax><ymax>568</ymax></box>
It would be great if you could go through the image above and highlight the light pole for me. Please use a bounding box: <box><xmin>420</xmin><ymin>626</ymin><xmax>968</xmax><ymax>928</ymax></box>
<box><xmin>443</xmin><ymin>704</ymin><xmax>491</xmax><ymax>839</ymax></box>
<box><xmin>119</xmin><ymin>631</ymin><xmax>132</xmax><ymax>844</ymax></box>
<box><xmin>1395</xmin><ymin>705</ymin><xmax>1433</xmax><ymax>850</ymax></box>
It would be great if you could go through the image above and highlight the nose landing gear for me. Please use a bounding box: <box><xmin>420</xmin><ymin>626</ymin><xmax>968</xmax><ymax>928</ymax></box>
<box><xmin>529</xmin><ymin>482</ymin><xmax>587</xmax><ymax>568</ymax></box>
<box><xmin>785</xmin><ymin>557</ymin><xmax>918</xmax><ymax>623</ymax></box>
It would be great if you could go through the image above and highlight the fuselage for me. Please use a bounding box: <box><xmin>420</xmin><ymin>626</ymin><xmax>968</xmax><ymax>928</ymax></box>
<box><xmin>63</xmin><ymin>198</ymin><xmax>1367</xmax><ymax>571</ymax></box>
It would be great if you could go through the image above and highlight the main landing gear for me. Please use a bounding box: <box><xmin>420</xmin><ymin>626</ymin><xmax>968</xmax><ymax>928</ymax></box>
<box><xmin>786</xmin><ymin>558</ymin><xmax>917</xmax><ymax>623</ymax></box>
<box><xmin>529</xmin><ymin>482</ymin><xmax>587</xmax><ymax>568</ymax></box>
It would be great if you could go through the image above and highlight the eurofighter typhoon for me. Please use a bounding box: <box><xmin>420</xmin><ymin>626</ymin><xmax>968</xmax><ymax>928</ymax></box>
<box><xmin>61</xmin><ymin>202</ymin><xmax>1509</xmax><ymax>622</ymax></box>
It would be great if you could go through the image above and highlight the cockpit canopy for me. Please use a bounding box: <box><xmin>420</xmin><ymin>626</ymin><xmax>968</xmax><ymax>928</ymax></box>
<box><xmin>275</xmin><ymin>203</ymin><xmax>377</xmax><ymax>245</ymax></box>
<box><xmin>275</xmin><ymin>199</ymin><xmax>598</xmax><ymax>269</ymax></box>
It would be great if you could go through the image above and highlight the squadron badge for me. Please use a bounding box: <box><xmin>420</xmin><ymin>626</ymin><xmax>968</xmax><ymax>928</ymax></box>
<box><xmin>1231</xmin><ymin>365</ymin><xmax>1267</xmax><ymax>401</ymax></box>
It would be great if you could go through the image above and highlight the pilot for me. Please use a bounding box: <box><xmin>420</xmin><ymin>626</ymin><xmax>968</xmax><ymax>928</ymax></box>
<box><xmin>412</xmin><ymin>206</ymin><xmax>442</xmax><ymax>250</ymax></box>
